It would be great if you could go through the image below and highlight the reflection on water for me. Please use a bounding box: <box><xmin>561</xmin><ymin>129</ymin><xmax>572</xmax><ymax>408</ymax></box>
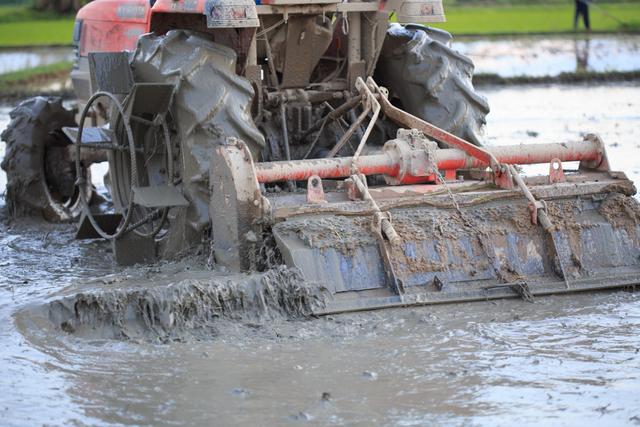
<box><xmin>454</xmin><ymin>34</ymin><xmax>640</xmax><ymax>77</ymax></box>
<box><xmin>575</xmin><ymin>37</ymin><xmax>590</xmax><ymax>73</ymax></box>
<box><xmin>0</xmin><ymin>34</ymin><xmax>638</xmax><ymax>80</ymax></box>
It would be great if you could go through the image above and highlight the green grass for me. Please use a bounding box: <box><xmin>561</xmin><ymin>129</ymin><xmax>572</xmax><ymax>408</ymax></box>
<box><xmin>0</xmin><ymin>5</ymin><xmax>74</xmax><ymax>22</ymax></box>
<box><xmin>0</xmin><ymin>20</ymin><xmax>73</xmax><ymax>46</ymax></box>
<box><xmin>0</xmin><ymin>5</ymin><xmax>73</xmax><ymax>46</ymax></box>
<box><xmin>431</xmin><ymin>3</ymin><xmax>640</xmax><ymax>35</ymax></box>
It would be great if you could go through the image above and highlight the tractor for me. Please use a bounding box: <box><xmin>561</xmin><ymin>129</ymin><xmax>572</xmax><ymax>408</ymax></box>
<box><xmin>2</xmin><ymin>0</ymin><xmax>639</xmax><ymax>314</ymax></box>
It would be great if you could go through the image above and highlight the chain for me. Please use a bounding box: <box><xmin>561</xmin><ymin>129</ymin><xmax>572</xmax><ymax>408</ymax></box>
<box><xmin>511</xmin><ymin>281</ymin><xmax>535</xmax><ymax>303</ymax></box>
<box><xmin>430</xmin><ymin>158</ymin><xmax>518</xmax><ymax>290</ymax></box>
<box><xmin>126</xmin><ymin>208</ymin><xmax>164</xmax><ymax>234</ymax></box>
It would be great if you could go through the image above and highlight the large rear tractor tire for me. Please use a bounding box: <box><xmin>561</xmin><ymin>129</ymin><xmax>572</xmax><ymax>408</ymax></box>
<box><xmin>376</xmin><ymin>24</ymin><xmax>490</xmax><ymax>146</ymax></box>
<box><xmin>1</xmin><ymin>97</ymin><xmax>94</xmax><ymax>221</ymax></box>
<box><xmin>119</xmin><ymin>30</ymin><xmax>264</xmax><ymax>256</ymax></box>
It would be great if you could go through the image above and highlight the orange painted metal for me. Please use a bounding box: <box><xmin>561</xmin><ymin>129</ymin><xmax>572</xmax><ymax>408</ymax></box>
<box><xmin>254</xmin><ymin>140</ymin><xmax>603</xmax><ymax>184</ymax></box>
<box><xmin>76</xmin><ymin>0</ymin><xmax>210</xmax><ymax>55</ymax></box>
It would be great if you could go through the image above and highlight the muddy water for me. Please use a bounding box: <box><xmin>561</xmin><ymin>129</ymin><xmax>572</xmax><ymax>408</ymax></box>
<box><xmin>1</xmin><ymin>83</ymin><xmax>640</xmax><ymax>426</ymax></box>
<box><xmin>454</xmin><ymin>34</ymin><xmax>640</xmax><ymax>77</ymax></box>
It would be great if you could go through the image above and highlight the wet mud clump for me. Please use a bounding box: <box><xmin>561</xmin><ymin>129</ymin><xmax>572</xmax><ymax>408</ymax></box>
<box><xmin>598</xmin><ymin>192</ymin><xmax>640</xmax><ymax>241</ymax></box>
<box><xmin>47</xmin><ymin>266</ymin><xmax>325</xmax><ymax>342</ymax></box>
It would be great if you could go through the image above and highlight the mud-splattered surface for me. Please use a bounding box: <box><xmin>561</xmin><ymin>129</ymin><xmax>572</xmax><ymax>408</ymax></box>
<box><xmin>1</xmin><ymin>83</ymin><xmax>640</xmax><ymax>426</ymax></box>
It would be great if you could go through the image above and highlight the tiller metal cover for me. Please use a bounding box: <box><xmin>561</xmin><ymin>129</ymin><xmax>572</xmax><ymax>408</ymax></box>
<box><xmin>211</xmin><ymin>78</ymin><xmax>640</xmax><ymax>314</ymax></box>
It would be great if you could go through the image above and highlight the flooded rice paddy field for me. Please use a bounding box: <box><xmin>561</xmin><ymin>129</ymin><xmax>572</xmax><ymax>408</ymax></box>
<box><xmin>454</xmin><ymin>34</ymin><xmax>640</xmax><ymax>77</ymax></box>
<box><xmin>0</xmin><ymin>47</ymin><xmax>73</xmax><ymax>75</ymax></box>
<box><xmin>1</xmin><ymin>82</ymin><xmax>640</xmax><ymax>426</ymax></box>
<box><xmin>1</xmin><ymin>33</ymin><xmax>638</xmax><ymax>78</ymax></box>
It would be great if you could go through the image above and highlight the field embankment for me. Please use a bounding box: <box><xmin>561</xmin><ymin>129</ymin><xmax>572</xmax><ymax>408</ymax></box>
<box><xmin>0</xmin><ymin>61</ymin><xmax>73</xmax><ymax>99</ymax></box>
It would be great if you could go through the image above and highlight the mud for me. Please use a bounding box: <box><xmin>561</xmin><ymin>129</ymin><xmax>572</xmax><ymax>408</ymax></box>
<box><xmin>598</xmin><ymin>192</ymin><xmax>640</xmax><ymax>243</ymax></box>
<box><xmin>45</xmin><ymin>265</ymin><xmax>323</xmax><ymax>342</ymax></box>
<box><xmin>275</xmin><ymin>215</ymin><xmax>377</xmax><ymax>252</ymax></box>
<box><xmin>2</xmin><ymin>83</ymin><xmax>640</xmax><ymax>425</ymax></box>
<box><xmin>387</xmin><ymin>201</ymin><xmax>534</xmax><ymax>278</ymax></box>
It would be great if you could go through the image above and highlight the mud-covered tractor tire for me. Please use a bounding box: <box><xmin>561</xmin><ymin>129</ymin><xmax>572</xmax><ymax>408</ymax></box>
<box><xmin>376</xmin><ymin>24</ymin><xmax>490</xmax><ymax>146</ymax></box>
<box><xmin>123</xmin><ymin>31</ymin><xmax>264</xmax><ymax>256</ymax></box>
<box><xmin>0</xmin><ymin>97</ymin><xmax>94</xmax><ymax>221</ymax></box>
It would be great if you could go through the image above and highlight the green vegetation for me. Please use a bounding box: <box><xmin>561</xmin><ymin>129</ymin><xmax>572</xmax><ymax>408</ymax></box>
<box><xmin>0</xmin><ymin>61</ymin><xmax>72</xmax><ymax>90</ymax></box>
<box><xmin>0</xmin><ymin>5</ymin><xmax>73</xmax><ymax>21</ymax></box>
<box><xmin>427</xmin><ymin>3</ymin><xmax>640</xmax><ymax>35</ymax></box>
<box><xmin>0</xmin><ymin>5</ymin><xmax>74</xmax><ymax>46</ymax></box>
<box><xmin>0</xmin><ymin>20</ymin><xmax>74</xmax><ymax>46</ymax></box>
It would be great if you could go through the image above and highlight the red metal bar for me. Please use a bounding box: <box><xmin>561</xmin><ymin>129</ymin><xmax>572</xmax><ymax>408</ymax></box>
<box><xmin>256</xmin><ymin>154</ymin><xmax>399</xmax><ymax>183</ymax></box>
<box><xmin>435</xmin><ymin>141</ymin><xmax>602</xmax><ymax>171</ymax></box>
<box><xmin>255</xmin><ymin>140</ymin><xmax>602</xmax><ymax>184</ymax></box>
<box><xmin>376</xmin><ymin>92</ymin><xmax>500</xmax><ymax>170</ymax></box>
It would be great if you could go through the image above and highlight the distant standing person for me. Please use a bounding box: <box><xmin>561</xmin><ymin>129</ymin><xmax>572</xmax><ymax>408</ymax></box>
<box><xmin>574</xmin><ymin>0</ymin><xmax>591</xmax><ymax>31</ymax></box>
